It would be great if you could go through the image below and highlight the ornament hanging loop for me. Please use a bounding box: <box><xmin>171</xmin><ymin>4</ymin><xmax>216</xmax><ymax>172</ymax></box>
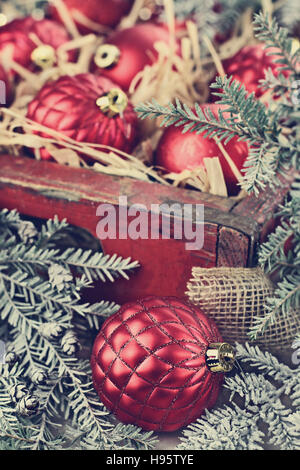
<box><xmin>96</xmin><ymin>88</ymin><xmax>128</xmax><ymax>117</ymax></box>
<box><xmin>31</xmin><ymin>44</ymin><xmax>56</xmax><ymax>69</ymax></box>
<box><xmin>206</xmin><ymin>342</ymin><xmax>235</xmax><ymax>373</ymax></box>
<box><xmin>94</xmin><ymin>44</ymin><xmax>120</xmax><ymax>69</ymax></box>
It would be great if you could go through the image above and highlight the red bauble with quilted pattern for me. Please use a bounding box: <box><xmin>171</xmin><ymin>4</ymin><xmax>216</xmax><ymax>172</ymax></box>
<box><xmin>49</xmin><ymin>0</ymin><xmax>134</xmax><ymax>34</ymax></box>
<box><xmin>92</xmin><ymin>23</ymin><xmax>178</xmax><ymax>91</ymax></box>
<box><xmin>26</xmin><ymin>73</ymin><xmax>138</xmax><ymax>160</ymax></box>
<box><xmin>0</xmin><ymin>17</ymin><xmax>75</xmax><ymax>76</ymax></box>
<box><xmin>91</xmin><ymin>296</ymin><xmax>235</xmax><ymax>432</ymax></box>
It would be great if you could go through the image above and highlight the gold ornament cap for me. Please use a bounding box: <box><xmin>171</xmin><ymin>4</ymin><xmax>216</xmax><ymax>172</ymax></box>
<box><xmin>205</xmin><ymin>342</ymin><xmax>235</xmax><ymax>373</ymax></box>
<box><xmin>96</xmin><ymin>88</ymin><xmax>128</xmax><ymax>117</ymax></box>
<box><xmin>94</xmin><ymin>44</ymin><xmax>121</xmax><ymax>69</ymax></box>
<box><xmin>31</xmin><ymin>44</ymin><xmax>56</xmax><ymax>69</ymax></box>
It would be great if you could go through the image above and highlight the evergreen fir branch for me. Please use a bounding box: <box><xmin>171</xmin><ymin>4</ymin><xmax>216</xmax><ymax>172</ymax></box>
<box><xmin>290</xmin><ymin>383</ymin><xmax>300</xmax><ymax>408</ymax></box>
<box><xmin>0</xmin><ymin>210</ymin><xmax>156</xmax><ymax>450</ymax></box>
<box><xmin>0</xmin><ymin>208</ymin><xmax>22</xmax><ymax>230</ymax></box>
<box><xmin>75</xmin><ymin>300</ymin><xmax>120</xmax><ymax>332</ymax></box>
<box><xmin>0</xmin><ymin>364</ymin><xmax>28</xmax><ymax>433</ymax></box>
<box><xmin>177</xmin><ymin>344</ymin><xmax>300</xmax><ymax>450</ymax></box>
<box><xmin>110</xmin><ymin>423</ymin><xmax>159</xmax><ymax>450</ymax></box>
<box><xmin>61</xmin><ymin>359</ymin><xmax>157</xmax><ymax>450</ymax></box>
<box><xmin>229</xmin><ymin>372</ymin><xmax>300</xmax><ymax>449</ymax></box>
<box><xmin>240</xmin><ymin>144</ymin><xmax>278</xmax><ymax>195</ymax></box>
<box><xmin>35</xmin><ymin>216</ymin><xmax>69</xmax><ymax>248</ymax></box>
<box><xmin>58</xmin><ymin>249</ymin><xmax>140</xmax><ymax>282</ymax></box>
<box><xmin>272</xmin><ymin>274</ymin><xmax>300</xmax><ymax>315</ymax></box>
<box><xmin>0</xmin><ymin>269</ymin><xmax>85</xmax><ymax>330</ymax></box>
<box><xmin>0</xmin><ymin>423</ymin><xmax>42</xmax><ymax>450</ymax></box>
<box><xmin>136</xmin><ymin>98</ymin><xmax>255</xmax><ymax>144</ymax></box>
<box><xmin>0</xmin><ymin>240</ymin><xmax>139</xmax><ymax>284</ymax></box>
<box><xmin>177</xmin><ymin>404</ymin><xmax>264</xmax><ymax>450</ymax></box>
<box><xmin>28</xmin><ymin>377</ymin><xmax>79</xmax><ymax>450</ymax></box>
<box><xmin>266</xmin><ymin>405</ymin><xmax>300</xmax><ymax>450</ymax></box>
<box><xmin>290</xmin><ymin>174</ymin><xmax>300</xmax><ymax>200</ymax></box>
<box><xmin>234</xmin><ymin>342</ymin><xmax>296</xmax><ymax>383</ymax></box>
<box><xmin>211</xmin><ymin>75</ymin><xmax>269</xmax><ymax>139</ymax></box>
<box><xmin>253</xmin><ymin>12</ymin><xmax>299</xmax><ymax>74</ymax></box>
<box><xmin>259</xmin><ymin>68</ymin><xmax>291</xmax><ymax>96</ymax></box>
<box><xmin>249</xmin><ymin>275</ymin><xmax>300</xmax><ymax>339</ymax></box>
<box><xmin>0</xmin><ymin>244</ymin><xmax>61</xmax><ymax>276</ymax></box>
<box><xmin>258</xmin><ymin>221</ymin><xmax>295</xmax><ymax>273</ymax></box>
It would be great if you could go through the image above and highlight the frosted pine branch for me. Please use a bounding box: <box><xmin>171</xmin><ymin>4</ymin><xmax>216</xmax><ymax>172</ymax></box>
<box><xmin>177</xmin><ymin>343</ymin><xmax>300</xmax><ymax>450</ymax></box>
<box><xmin>0</xmin><ymin>211</ymin><xmax>155</xmax><ymax>450</ymax></box>
<box><xmin>253</xmin><ymin>12</ymin><xmax>300</xmax><ymax>75</ymax></box>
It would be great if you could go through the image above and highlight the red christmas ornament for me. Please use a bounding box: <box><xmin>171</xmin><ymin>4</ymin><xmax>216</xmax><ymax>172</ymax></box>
<box><xmin>26</xmin><ymin>73</ymin><xmax>138</xmax><ymax>160</ymax></box>
<box><xmin>0</xmin><ymin>64</ymin><xmax>13</xmax><ymax>106</ymax></box>
<box><xmin>93</xmin><ymin>22</ymin><xmax>177</xmax><ymax>91</ymax></box>
<box><xmin>155</xmin><ymin>103</ymin><xmax>249</xmax><ymax>196</ymax></box>
<box><xmin>0</xmin><ymin>17</ymin><xmax>75</xmax><ymax>76</ymax></box>
<box><xmin>91</xmin><ymin>296</ymin><xmax>235</xmax><ymax>432</ymax></box>
<box><xmin>49</xmin><ymin>0</ymin><xmax>134</xmax><ymax>34</ymax></box>
<box><xmin>222</xmin><ymin>43</ymin><xmax>286</xmax><ymax>98</ymax></box>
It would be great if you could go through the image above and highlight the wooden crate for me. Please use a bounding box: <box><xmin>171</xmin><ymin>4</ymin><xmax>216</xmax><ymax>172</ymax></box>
<box><xmin>0</xmin><ymin>153</ymin><xmax>291</xmax><ymax>304</ymax></box>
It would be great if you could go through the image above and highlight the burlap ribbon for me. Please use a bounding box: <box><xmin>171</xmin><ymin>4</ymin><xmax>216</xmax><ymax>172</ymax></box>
<box><xmin>186</xmin><ymin>267</ymin><xmax>300</xmax><ymax>351</ymax></box>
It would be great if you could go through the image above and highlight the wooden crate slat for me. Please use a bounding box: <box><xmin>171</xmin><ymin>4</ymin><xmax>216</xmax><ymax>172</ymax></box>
<box><xmin>0</xmin><ymin>154</ymin><xmax>291</xmax><ymax>302</ymax></box>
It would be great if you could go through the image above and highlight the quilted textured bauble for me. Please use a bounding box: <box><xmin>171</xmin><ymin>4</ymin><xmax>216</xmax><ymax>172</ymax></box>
<box><xmin>222</xmin><ymin>43</ymin><xmax>286</xmax><ymax>98</ymax></box>
<box><xmin>26</xmin><ymin>73</ymin><xmax>139</xmax><ymax>160</ymax></box>
<box><xmin>155</xmin><ymin>103</ymin><xmax>249</xmax><ymax>196</ymax></box>
<box><xmin>93</xmin><ymin>22</ymin><xmax>177</xmax><ymax>91</ymax></box>
<box><xmin>49</xmin><ymin>0</ymin><xmax>134</xmax><ymax>34</ymax></box>
<box><xmin>91</xmin><ymin>296</ymin><xmax>235</xmax><ymax>432</ymax></box>
<box><xmin>0</xmin><ymin>17</ymin><xmax>75</xmax><ymax>76</ymax></box>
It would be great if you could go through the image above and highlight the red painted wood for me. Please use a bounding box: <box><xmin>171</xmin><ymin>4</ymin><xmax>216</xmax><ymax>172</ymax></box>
<box><xmin>217</xmin><ymin>227</ymin><xmax>250</xmax><ymax>267</ymax></box>
<box><xmin>0</xmin><ymin>154</ymin><xmax>289</xmax><ymax>304</ymax></box>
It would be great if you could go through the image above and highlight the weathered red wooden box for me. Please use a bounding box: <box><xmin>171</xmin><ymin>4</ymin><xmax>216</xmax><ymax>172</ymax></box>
<box><xmin>0</xmin><ymin>153</ymin><xmax>290</xmax><ymax>304</ymax></box>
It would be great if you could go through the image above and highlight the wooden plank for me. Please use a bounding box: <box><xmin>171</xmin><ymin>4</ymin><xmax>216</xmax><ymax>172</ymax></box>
<box><xmin>0</xmin><ymin>155</ymin><xmax>224</xmax><ymax>302</ymax></box>
<box><xmin>0</xmin><ymin>154</ymin><xmax>258</xmax><ymax>234</ymax></box>
<box><xmin>0</xmin><ymin>154</ymin><xmax>237</xmax><ymax>212</ymax></box>
<box><xmin>0</xmin><ymin>180</ymin><xmax>220</xmax><ymax>302</ymax></box>
<box><xmin>1</xmin><ymin>153</ymin><xmax>288</xmax><ymax>303</ymax></box>
<box><xmin>217</xmin><ymin>226</ymin><xmax>251</xmax><ymax>267</ymax></box>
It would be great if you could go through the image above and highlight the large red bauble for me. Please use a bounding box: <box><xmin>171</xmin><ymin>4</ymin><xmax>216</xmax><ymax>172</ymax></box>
<box><xmin>26</xmin><ymin>73</ymin><xmax>138</xmax><ymax>160</ymax></box>
<box><xmin>155</xmin><ymin>103</ymin><xmax>249</xmax><ymax>196</ymax></box>
<box><xmin>49</xmin><ymin>0</ymin><xmax>134</xmax><ymax>34</ymax></box>
<box><xmin>222</xmin><ymin>44</ymin><xmax>285</xmax><ymax>98</ymax></box>
<box><xmin>0</xmin><ymin>17</ymin><xmax>75</xmax><ymax>76</ymax></box>
<box><xmin>93</xmin><ymin>23</ymin><xmax>177</xmax><ymax>91</ymax></box>
<box><xmin>91</xmin><ymin>296</ymin><xmax>232</xmax><ymax>432</ymax></box>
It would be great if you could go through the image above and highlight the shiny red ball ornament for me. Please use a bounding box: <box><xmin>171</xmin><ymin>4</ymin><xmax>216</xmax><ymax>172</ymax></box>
<box><xmin>26</xmin><ymin>73</ymin><xmax>138</xmax><ymax>160</ymax></box>
<box><xmin>49</xmin><ymin>0</ymin><xmax>134</xmax><ymax>34</ymax></box>
<box><xmin>222</xmin><ymin>44</ymin><xmax>285</xmax><ymax>98</ymax></box>
<box><xmin>91</xmin><ymin>296</ymin><xmax>235</xmax><ymax>432</ymax></box>
<box><xmin>93</xmin><ymin>22</ymin><xmax>177</xmax><ymax>91</ymax></box>
<box><xmin>155</xmin><ymin>103</ymin><xmax>249</xmax><ymax>196</ymax></box>
<box><xmin>0</xmin><ymin>17</ymin><xmax>75</xmax><ymax>76</ymax></box>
